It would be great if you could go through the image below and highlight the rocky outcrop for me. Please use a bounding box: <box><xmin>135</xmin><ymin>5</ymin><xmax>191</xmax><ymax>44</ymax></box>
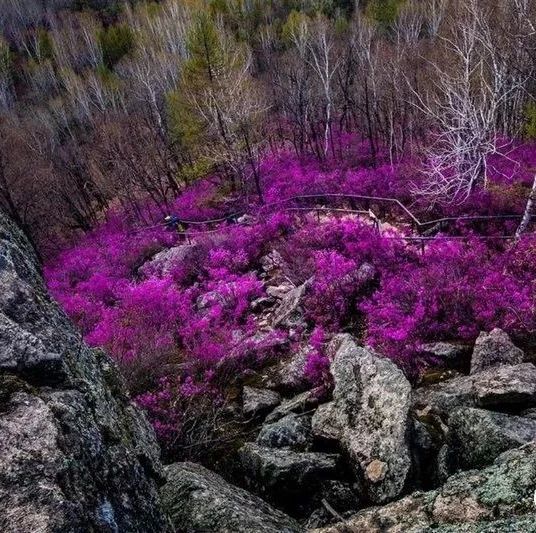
<box><xmin>256</xmin><ymin>413</ymin><xmax>313</xmax><ymax>451</ymax></box>
<box><xmin>447</xmin><ymin>407</ymin><xmax>536</xmax><ymax>469</ymax></box>
<box><xmin>413</xmin><ymin>363</ymin><xmax>536</xmax><ymax>416</ymax></box>
<box><xmin>312</xmin><ymin>402</ymin><xmax>343</xmax><ymax>441</ymax></box>
<box><xmin>0</xmin><ymin>212</ymin><xmax>169</xmax><ymax>532</ymax></box>
<box><xmin>312</xmin><ymin>442</ymin><xmax>536</xmax><ymax>533</ymax></box>
<box><xmin>470</xmin><ymin>328</ymin><xmax>524</xmax><ymax>374</ymax></box>
<box><xmin>162</xmin><ymin>462</ymin><xmax>302</xmax><ymax>533</ymax></box>
<box><xmin>320</xmin><ymin>335</ymin><xmax>412</xmax><ymax>504</ymax></box>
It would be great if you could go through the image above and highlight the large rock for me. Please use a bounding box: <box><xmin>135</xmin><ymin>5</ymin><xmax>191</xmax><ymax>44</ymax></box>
<box><xmin>312</xmin><ymin>443</ymin><xmax>536</xmax><ymax>533</ymax></box>
<box><xmin>238</xmin><ymin>443</ymin><xmax>341</xmax><ymax>514</ymax></box>
<box><xmin>161</xmin><ymin>462</ymin><xmax>302</xmax><ymax>533</ymax></box>
<box><xmin>324</xmin><ymin>335</ymin><xmax>412</xmax><ymax>504</ymax></box>
<box><xmin>312</xmin><ymin>402</ymin><xmax>343</xmax><ymax>441</ymax></box>
<box><xmin>470</xmin><ymin>328</ymin><xmax>524</xmax><ymax>374</ymax></box>
<box><xmin>243</xmin><ymin>386</ymin><xmax>281</xmax><ymax>417</ymax></box>
<box><xmin>140</xmin><ymin>243</ymin><xmax>198</xmax><ymax>277</ymax></box>
<box><xmin>256</xmin><ymin>413</ymin><xmax>313</xmax><ymax>451</ymax></box>
<box><xmin>448</xmin><ymin>407</ymin><xmax>536</xmax><ymax>470</ymax></box>
<box><xmin>0</xmin><ymin>212</ymin><xmax>169</xmax><ymax>532</ymax></box>
<box><xmin>413</xmin><ymin>363</ymin><xmax>536</xmax><ymax>417</ymax></box>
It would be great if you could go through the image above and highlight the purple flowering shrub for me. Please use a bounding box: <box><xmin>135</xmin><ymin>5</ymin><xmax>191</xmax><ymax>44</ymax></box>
<box><xmin>362</xmin><ymin>237</ymin><xmax>536</xmax><ymax>372</ymax></box>
<box><xmin>45</xmin><ymin>138</ymin><xmax>536</xmax><ymax>454</ymax></box>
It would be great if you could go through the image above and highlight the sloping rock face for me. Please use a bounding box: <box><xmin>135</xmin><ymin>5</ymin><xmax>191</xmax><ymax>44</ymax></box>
<box><xmin>162</xmin><ymin>462</ymin><xmax>302</xmax><ymax>533</ymax></box>
<box><xmin>312</xmin><ymin>442</ymin><xmax>536</xmax><ymax>533</ymax></box>
<box><xmin>0</xmin><ymin>212</ymin><xmax>169</xmax><ymax>532</ymax></box>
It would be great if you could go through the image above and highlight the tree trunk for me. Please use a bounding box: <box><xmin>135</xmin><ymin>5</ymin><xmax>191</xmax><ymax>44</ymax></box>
<box><xmin>515</xmin><ymin>174</ymin><xmax>536</xmax><ymax>240</ymax></box>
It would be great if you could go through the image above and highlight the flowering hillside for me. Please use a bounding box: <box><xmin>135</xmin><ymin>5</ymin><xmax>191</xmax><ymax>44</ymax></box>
<box><xmin>45</xmin><ymin>141</ymin><xmax>536</xmax><ymax>456</ymax></box>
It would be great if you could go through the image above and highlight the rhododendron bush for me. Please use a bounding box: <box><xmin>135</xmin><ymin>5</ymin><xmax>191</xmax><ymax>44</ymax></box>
<box><xmin>45</xmin><ymin>141</ymin><xmax>536</xmax><ymax>456</ymax></box>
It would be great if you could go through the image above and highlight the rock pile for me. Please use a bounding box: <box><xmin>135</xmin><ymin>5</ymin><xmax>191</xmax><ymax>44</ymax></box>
<box><xmin>162</xmin><ymin>329</ymin><xmax>536</xmax><ymax>531</ymax></box>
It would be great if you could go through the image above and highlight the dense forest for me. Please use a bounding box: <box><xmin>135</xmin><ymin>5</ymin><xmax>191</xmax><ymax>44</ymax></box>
<box><xmin>1</xmin><ymin>0</ymin><xmax>535</xmax><ymax>250</ymax></box>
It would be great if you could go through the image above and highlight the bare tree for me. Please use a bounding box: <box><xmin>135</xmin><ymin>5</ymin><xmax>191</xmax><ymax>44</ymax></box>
<box><xmin>305</xmin><ymin>15</ymin><xmax>341</xmax><ymax>156</ymax></box>
<box><xmin>408</xmin><ymin>0</ymin><xmax>532</xmax><ymax>204</ymax></box>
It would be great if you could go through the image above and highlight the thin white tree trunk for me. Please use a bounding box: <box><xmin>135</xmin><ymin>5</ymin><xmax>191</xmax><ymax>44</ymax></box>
<box><xmin>516</xmin><ymin>174</ymin><xmax>536</xmax><ymax>239</ymax></box>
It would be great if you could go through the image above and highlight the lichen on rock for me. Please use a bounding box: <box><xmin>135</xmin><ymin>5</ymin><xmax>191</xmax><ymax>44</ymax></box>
<box><xmin>0</xmin><ymin>211</ymin><xmax>169</xmax><ymax>532</ymax></box>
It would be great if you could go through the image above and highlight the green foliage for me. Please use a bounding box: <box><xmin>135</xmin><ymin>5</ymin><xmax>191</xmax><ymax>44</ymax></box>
<box><xmin>167</xmin><ymin>12</ymin><xmax>227</xmax><ymax>174</ymax></box>
<box><xmin>178</xmin><ymin>157</ymin><xmax>214</xmax><ymax>184</ymax></box>
<box><xmin>209</xmin><ymin>0</ymin><xmax>230</xmax><ymax>15</ymax></box>
<box><xmin>0</xmin><ymin>38</ymin><xmax>12</xmax><ymax>78</ymax></box>
<box><xmin>334</xmin><ymin>14</ymin><xmax>350</xmax><ymax>34</ymax></box>
<box><xmin>365</xmin><ymin>0</ymin><xmax>404</xmax><ymax>27</ymax></box>
<box><xmin>523</xmin><ymin>102</ymin><xmax>536</xmax><ymax>139</ymax></box>
<box><xmin>281</xmin><ymin>10</ymin><xmax>309</xmax><ymax>45</ymax></box>
<box><xmin>184</xmin><ymin>12</ymin><xmax>225</xmax><ymax>82</ymax></box>
<box><xmin>98</xmin><ymin>24</ymin><xmax>135</xmax><ymax>68</ymax></box>
<box><xmin>74</xmin><ymin>0</ymin><xmax>122</xmax><ymax>18</ymax></box>
<box><xmin>166</xmin><ymin>89</ymin><xmax>204</xmax><ymax>156</ymax></box>
<box><xmin>143</xmin><ymin>1</ymin><xmax>163</xmax><ymax>18</ymax></box>
<box><xmin>37</xmin><ymin>30</ymin><xmax>55</xmax><ymax>63</ymax></box>
<box><xmin>96</xmin><ymin>63</ymin><xmax>122</xmax><ymax>93</ymax></box>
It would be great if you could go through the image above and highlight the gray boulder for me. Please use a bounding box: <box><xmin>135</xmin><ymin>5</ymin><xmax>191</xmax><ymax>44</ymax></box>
<box><xmin>312</xmin><ymin>442</ymin><xmax>536</xmax><ymax>533</ymax></box>
<box><xmin>413</xmin><ymin>363</ymin><xmax>536</xmax><ymax>417</ymax></box>
<box><xmin>0</xmin><ymin>212</ymin><xmax>169</xmax><ymax>532</ymax></box>
<box><xmin>140</xmin><ymin>244</ymin><xmax>198</xmax><ymax>277</ymax></box>
<box><xmin>448</xmin><ymin>407</ymin><xmax>536</xmax><ymax>469</ymax></box>
<box><xmin>243</xmin><ymin>386</ymin><xmax>281</xmax><ymax>417</ymax></box>
<box><xmin>257</xmin><ymin>413</ymin><xmax>313</xmax><ymax>450</ymax></box>
<box><xmin>238</xmin><ymin>443</ymin><xmax>341</xmax><ymax>513</ymax></box>
<box><xmin>470</xmin><ymin>328</ymin><xmax>524</xmax><ymax>374</ymax></box>
<box><xmin>161</xmin><ymin>462</ymin><xmax>302</xmax><ymax>533</ymax></box>
<box><xmin>419</xmin><ymin>342</ymin><xmax>472</xmax><ymax>370</ymax></box>
<box><xmin>271</xmin><ymin>278</ymin><xmax>313</xmax><ymax>328</ymax></box>
<box><xmin>520</xmin><ymin>407</ymin><xmax>536</xmax><ymax>420</ymax></box>
<box><xmin>324</xmin><ymin>335</ymin><xmax>412</xmax><ymax>504</ymax></box>
<box><xmin>0</xmin><ymin>313</ymin><xmax>63</xmax><ymax>379</ymax></box>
